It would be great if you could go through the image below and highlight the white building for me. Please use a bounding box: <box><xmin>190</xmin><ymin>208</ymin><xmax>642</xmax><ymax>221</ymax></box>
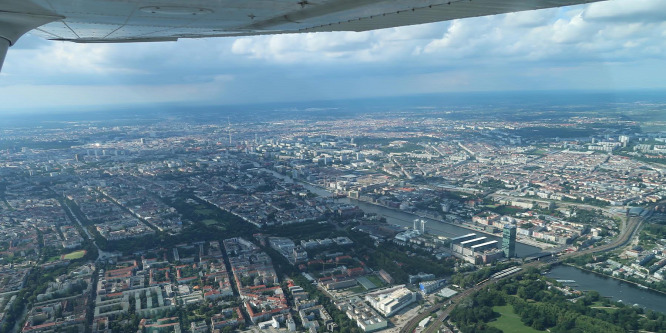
<box><xmin>365</xmin><ymin>286</ymin><xmax>417</xmax><ymax>317</ymax></box>
<box><xmin>335</xmin><ymin>297</ymin><xmax>387</xmax><ymax>333</ymax></box>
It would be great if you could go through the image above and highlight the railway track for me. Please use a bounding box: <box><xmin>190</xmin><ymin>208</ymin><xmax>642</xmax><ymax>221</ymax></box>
<box><xmin>403</xmin><ymin>215</ymin><xmax>644</xmax><ymax>333</ymax></box>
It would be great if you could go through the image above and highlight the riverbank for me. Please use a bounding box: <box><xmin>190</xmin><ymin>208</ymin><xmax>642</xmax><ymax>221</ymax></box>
<box><xmin>265</xmin><ymin>170</ymin><xmax>540</xmax><ymax>254</ymax></box>
<box><xmin>546</xmin><ymin>265</ymin><xmax>666</xmax><ymax>314</ymax></box>
<box><xmin>563</xmin><ymin>263</ymin><xmax>666</xmax><ymax>296</ymax></box>
<box><xmin>299</xmin><ymin>179</ymin><xmax>554</xmax><ymax>250</ymax></box>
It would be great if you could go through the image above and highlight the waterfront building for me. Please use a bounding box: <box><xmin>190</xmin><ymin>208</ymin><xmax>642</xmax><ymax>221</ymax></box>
<box><xmin>503</xmin><ymin>224</ymin><xmax>517</xmax><ymax>258</ymax></box>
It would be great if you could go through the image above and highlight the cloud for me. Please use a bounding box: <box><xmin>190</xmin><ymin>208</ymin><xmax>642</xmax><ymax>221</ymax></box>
<box><xmin>583</xmin><ymin>0</ymin><xmax>666</xmax><ymax>22</ymax></box>
<box><xmin>231</xmin><ymin>31</ymin><xmax>380</xmax><ymax>62</ymax></box>
<box><xmin>503</xmin><ymin>10</ymin><xmax>552</xmax><ymax>28</ymax></box>
<box><xmin>421</xmin><ymin>1</ymin><xmax>666</xmax><ymax>64</ymax></box>
<box><xmin>227</xmin><ymin>0</ymin><xmax>666</xmax><ymax>67</ymax></box>
<box><xmin>1</xmin><ymin>0</ymin><xmax>665</xmax><ymax>113</ymax></box>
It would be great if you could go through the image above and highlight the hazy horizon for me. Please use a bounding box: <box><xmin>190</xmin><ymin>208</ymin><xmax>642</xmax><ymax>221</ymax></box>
<box><xmin>1</xmin><ymin>0</ymin><xmax>665</xmax><ymax>114</ymax></box>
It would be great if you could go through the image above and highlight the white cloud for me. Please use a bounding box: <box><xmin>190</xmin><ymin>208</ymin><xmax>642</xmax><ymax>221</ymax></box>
<box><xmin>584</xmin><ymin>0</ymin><xmax>666</xmax><ymax>22</ymax></box>
<box><xmin>232</xmin><ymin>31</ymin><xmax>383</xmax><ymax>62</ymax></box>
<box><xmin>226</xmin><ymin>0</ymin><xmax>666</xmax><ymax>67</ymax></box>
<box><xmin>503</xmin><ymin>10</ymin><xmax>551</xmax><ymax>27</ymax></box>
<box><xmin>1</xmin><ymin>0</ymin><xmax>666</xmax><ymax>112</ymax></box>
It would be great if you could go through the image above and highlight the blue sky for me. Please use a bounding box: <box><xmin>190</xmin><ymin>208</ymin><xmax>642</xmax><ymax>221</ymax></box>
<box><xmin>0</xmin><ymin>0</ymin><xmax>665</xmax><ymax>114</ymax></box>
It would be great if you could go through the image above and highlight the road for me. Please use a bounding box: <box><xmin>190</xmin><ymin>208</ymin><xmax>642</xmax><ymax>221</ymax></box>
<box><xmin>401</xmin><ymin>215</ymin><xmax>644</xmax><ymax>333</ymax></box>
<box><xmin>62</xmin><ymin>199</ymin><xmax>94</xmax><ymax>240</ymax></box>
<box><xmin>61</xmin><ymin>197</ymin><xmax>117</xmax><ymax>261</ymax></box>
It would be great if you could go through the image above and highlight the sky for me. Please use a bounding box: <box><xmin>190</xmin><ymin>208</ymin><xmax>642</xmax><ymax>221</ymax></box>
<box><xmin>0</xmin><ymin>0</ymin><xmax>665</xmax><ymax>114</ymax></box>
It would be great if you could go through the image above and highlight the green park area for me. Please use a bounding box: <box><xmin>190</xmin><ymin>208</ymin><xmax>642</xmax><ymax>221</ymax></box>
<box><xmin>194</xmin><ymin>208</ymin><xmax>216</xmax><ymax>216</ymax></box>
<box><xmin>182</xmin><ymin>199</ymin><xmax>248</xmax><ymax>232</ymax></box>
<box><xmin>62</xmin><ymin>250</ymin><xmax>87</xmax><ymax>260</ymax></box>
<box><xmin>489</xmin><ymin>305</ymin><xmax>543</xmax><ymax>333</ymax></box>
<box><xmin>590</xmin><ymin>301</ymin><xmax>619</xmax><ymax>313</ymax></box>
<box><xmin>202</xmin><ymin>219</ymin><xmax>220</xmax><ymax>227</ymax></box>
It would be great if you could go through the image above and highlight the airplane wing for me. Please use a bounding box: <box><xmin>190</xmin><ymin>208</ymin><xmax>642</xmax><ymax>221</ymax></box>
<box><xmin>0</xmin><ymin>0</ymin><xmax>603</xmax><ymax>70</ymax></box>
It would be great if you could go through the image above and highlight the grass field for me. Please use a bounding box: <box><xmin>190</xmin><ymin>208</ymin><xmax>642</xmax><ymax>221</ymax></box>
<box><xmin>591</xmin><ymin>306</ymin><xmax>618</xmax><ymax>313</ymax></box>
<box><xmin>195</xmin><ymin>208</ymin><xmax>215</xmax><ymax>216</ymax></box>
<box><xmin>590</xmin><ymin>301</ymin><xmax>618</xmax><ymax>313</ymax></box>
<box><xmin>62</xmin><ymin>250</ymin><xmax>87</xmax><ymax>260</ymax></box>
<box><xmin>202</xmin><ymin>219</ymin><xmax>226</xmax><ymax>230</ymax></box>
<box><xmin>488</xmin><ymin>305</ymin><xmax>543</xmax><ymax>333</ymax></box>
<box><xmin>366</xmin><ymin>275</ymin><xmax>386</xmax><ymax>288</ymax></box>
<box><xmin>202</xmin><ymin>219</ymin><xmax>218</xmax><ymax>226</ymax></box>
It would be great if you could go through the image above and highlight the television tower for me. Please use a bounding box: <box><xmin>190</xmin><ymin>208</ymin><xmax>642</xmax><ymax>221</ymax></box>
<box><xmin>227</xmin><ymin>117</ymin><xmax>232</xmax><ymax>145</ymax></box>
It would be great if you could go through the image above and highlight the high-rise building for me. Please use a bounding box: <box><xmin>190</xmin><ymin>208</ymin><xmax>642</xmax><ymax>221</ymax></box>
<box><xmin>502</xmin><ymin>224</ymin><xmax>516</xmax><ymax>258</ymax></box>
<box><xmin>619</xmin><ymin>135</ymin><xmax>630</xmax><ymax>147</ymax></box>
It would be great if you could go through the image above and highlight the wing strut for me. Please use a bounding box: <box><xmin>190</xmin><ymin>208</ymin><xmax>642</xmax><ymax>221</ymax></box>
<box><xmin>0</xmin><ymin>11</ymin><xmax>62</xmax><ymax>71</ymax></box>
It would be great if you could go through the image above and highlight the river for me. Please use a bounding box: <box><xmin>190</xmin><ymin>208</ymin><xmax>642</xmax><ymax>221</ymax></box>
<box><xmin>546</xmin><ymin>265</ymin><xmax>666</xmax><ymax>313</ymax></box>
<box><xmin>267</xmin><ymin>169</ymin><xmax>666</xmax><ymax>313</ymax></box>
<box><xmin>277</xmin><ymin>173</ymin><xmax>542</xmax><ymax>257</ymax></box>
<box><xmin>348</xmin><ymin>199</ymin><xmax>543</xmax><ymax>257</ymax></box>
<box><xmin>343</xmin><ymin>187</ymin><xmax>666</xmax><ymax>314</ymax></box>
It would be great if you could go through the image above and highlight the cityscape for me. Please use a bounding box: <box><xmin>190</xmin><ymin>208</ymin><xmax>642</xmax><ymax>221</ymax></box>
<box><xmin>1</xmin><ymin>92</ymin><xmax>666</xmax><ymax>333</ymax></box>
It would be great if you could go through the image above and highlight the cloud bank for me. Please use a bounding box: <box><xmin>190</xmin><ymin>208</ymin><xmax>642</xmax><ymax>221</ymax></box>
<box><xmin>0</xmin><ymin>0</ymin><xmax>665</xmax><ymax>113</ymax></box>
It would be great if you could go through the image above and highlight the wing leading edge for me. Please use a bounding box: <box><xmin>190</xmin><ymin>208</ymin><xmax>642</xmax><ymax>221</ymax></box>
<box><xmin>0</xmin><ymin>0</ymin><xmax>603</xmax><ymax>71</ymax></box>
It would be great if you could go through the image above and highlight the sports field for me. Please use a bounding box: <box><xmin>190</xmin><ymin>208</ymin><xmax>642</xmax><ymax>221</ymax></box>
<box><xmin>62</xmin><ymin>250</ymin><xmax>87</xmax><ymax>260</ymax></box>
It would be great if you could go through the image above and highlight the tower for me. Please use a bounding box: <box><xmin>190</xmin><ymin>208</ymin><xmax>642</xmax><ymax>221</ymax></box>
<box><xmin>420</xmin><ymin>220</ymin><xmax>426</xmax><ymax>234</ymax></box>
<box><xmin>413</xmin><ymin>219</ymin><xmax>418</xmax><ymax>231</ymax></box>
<box><xmin>228</xmin><ymin>116</ymin><xmax>232</xmax><ymax>145</ymax></box>
<box><xmin>502</xmin><ymin>224</ymin><xmax>516</xmax><ymax>258</ymax></box>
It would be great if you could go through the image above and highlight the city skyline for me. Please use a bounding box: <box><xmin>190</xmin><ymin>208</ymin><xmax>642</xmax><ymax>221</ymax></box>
<box><xmin>1</xmin><ymin>0</ymin><xmax>666</xmax><ymax>331</ymax></box>
<box><xmin>1</xmin><ymin>95</ymin><xmax>665</xmax><ymax>332</ymax></box>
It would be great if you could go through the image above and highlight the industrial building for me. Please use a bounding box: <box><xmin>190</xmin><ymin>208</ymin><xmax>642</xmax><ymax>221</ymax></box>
<box><xmin>408</xmin><ymin>272</ymin><xmax>435</xmax><ymax>284</ymax></box>
<box><xmin>419</xmin><ymin>279</ymin><xmax>446</xmax><ymax>294</ymax></box>
<box><xmin>450</xmin><ymin>233</ymin><xmax>502</xmax><ymax>264</ymax></box>
<box><xmin>450</xmin><ymin>233</ymin><xmax>477</xmax><ymax>244</ymax></box>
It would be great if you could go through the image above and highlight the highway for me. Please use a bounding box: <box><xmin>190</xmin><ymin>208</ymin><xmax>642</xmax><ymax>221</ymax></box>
<box><xmin>400</xmin><ymin>215</ymin><xmax>644</xmax><ymax>333</ymax></box>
